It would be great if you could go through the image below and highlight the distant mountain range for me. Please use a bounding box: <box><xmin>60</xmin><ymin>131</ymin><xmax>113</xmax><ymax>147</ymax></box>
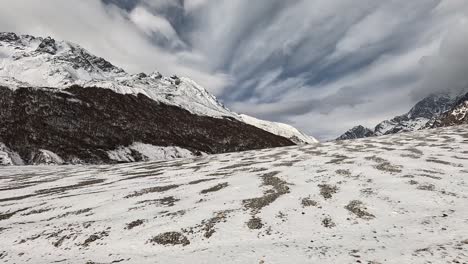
<box><xmin>0</xmin><ymin>32</ymin><xmax>317</xmax><ymax>165</ymax></box>
<box><xmin>338</xmin><ymin>92</ymin><xmax>468</xmax><ymax>140</ymax></box>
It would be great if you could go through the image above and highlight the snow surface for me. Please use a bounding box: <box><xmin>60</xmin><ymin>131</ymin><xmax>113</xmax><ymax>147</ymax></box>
<box><xmin>108</xmin><ymin>143</ymin><xmax>202</xmax><ymax>162</ymax></box>
<box><xmin>0</xmin><ymin>33</ymin><xmax>317</xmax><ymax>144</ymax></box>
<box><xmin>1</xmin><ymin>125</ymin><xmax>467</xmax><ymax>263</ymax></box>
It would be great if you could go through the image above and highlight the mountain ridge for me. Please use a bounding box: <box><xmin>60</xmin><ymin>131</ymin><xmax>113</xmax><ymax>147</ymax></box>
<box><xmin>337</xmin><ymin>93</ymin><xmax>465</xmax><ymax>140</ymax></box>
<box><xmin>0</xmin><ymin>32</ymin><xmax>320</xmax><ymax>165</ymax></box>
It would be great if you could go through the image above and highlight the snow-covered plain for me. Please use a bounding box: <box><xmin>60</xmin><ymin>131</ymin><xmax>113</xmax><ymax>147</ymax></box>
<box><xmin>1</xmin><ymin>125</ymin><xmax>468</xmax><ymax>263</ymax></box>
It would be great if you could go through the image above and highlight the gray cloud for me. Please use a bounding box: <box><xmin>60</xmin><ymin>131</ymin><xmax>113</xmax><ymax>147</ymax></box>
<box><xmin>1</xmin><ymin>0</ymin><xmax>467</xmax><ymax>139</ymax></box>
<box><xmin>412</xmin><ymin>18</ymin><xmax>468</xmax><ymax>98</ymax></box>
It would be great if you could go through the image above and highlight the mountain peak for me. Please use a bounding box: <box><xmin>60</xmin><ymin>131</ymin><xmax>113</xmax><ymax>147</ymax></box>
<box><xmin>337</xmin><ymin>92</ymin><xmax>463</xmax><ymax>140</ymax></box>
<box><xmin>406</xmin><ymin>93</ymin><xmax>453</xmax><ymax>120</ymax></box>
<box><xmin>336</xmin><ymin>125</ymin><xmax>374</xmax><ymax>140</ymax></box>
<box><xmin>36</xmin><ymin>36</ymin><xmax>58</xmax><ymax>54</ymax></box>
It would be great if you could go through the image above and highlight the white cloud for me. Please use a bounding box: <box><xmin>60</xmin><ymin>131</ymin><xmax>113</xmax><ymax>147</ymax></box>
<box><xmin>129</xmin><ymin>6</ymin><xmax>184</xmax><ymax>48</ymax></box>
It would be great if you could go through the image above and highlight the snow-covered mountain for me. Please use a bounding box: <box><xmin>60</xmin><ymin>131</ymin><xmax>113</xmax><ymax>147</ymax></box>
<box><xmin>0</xmin><ymin>32</ymin><xmax>317</xmax><ymax>165</ymax></box>
<box><xmin>0</xmin><ymin>32</ymin><xmax>316</xmax><ymax>143</ymax></box>
<box><xmin>338</xmin><ymin>93</ymin><xmax>458</xmax><ymax>140</ymax></box>
<box><xmin>336</xmin><ymin>125</ymin><xmax>375</xmax><ymax>141</ymax></box>
<box><xmin>373</xmin><ymin>94</ymin><xmax>455</xmax><ymax>136</ymax></box>
<box><xmin>239</xmin><ymin>114</ymin><xmax>318</xmax><ymax>144</ymax></box>
<box><xmin>1</xmin><ymin>124</ymin><xmax>467</xmax><ymax>263</ymax></box>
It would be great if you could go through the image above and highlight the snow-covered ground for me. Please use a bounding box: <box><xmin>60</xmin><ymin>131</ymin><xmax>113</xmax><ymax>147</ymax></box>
<box><xmin>1</xmin><ymin>125</ymin><xmax>468</xmax><ymax>263</ymax></box>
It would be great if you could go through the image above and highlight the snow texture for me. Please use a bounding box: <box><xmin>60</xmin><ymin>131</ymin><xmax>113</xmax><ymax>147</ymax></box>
<box><xmin>1</xmin><ymin>125</ymin><xmax>467</xmax><ymax>263</ymax></box>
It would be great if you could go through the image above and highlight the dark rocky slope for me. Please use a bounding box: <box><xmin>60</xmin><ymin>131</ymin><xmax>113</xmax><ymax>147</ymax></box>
<box><xmin>0</xmin><ymin>86</ymin><xmax>294</xmax><ymax>164</ymax></box>
<box><xmin>429</xmin><ymin>92</ymin><xmax>468</xmax><ymax>129</ymax></box>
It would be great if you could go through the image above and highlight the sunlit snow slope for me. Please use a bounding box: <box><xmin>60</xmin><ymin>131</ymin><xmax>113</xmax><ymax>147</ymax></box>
<box><xmin>1</xmin><ymin>125</ymin><xmax>467</xmax><ymax>263</ymax></box>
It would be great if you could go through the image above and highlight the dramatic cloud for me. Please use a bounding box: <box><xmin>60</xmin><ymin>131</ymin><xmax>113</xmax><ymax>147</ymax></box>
<box><xmin>1</xmin><ymin>0</ymin><xmax>467</xmax><ymax>139</ymax></box>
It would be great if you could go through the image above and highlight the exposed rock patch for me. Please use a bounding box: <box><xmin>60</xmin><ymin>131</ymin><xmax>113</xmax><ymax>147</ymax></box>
<box><xmin>149</xmin><ymin>232</ymin><xmax>190</xmax><ymax>246</ymax></box>
<box><xmin>200</xmin><ymin>182</ymin><xmax>229</xmax><ymax>194</ymax></box>
<box><xmin>345</xmin><ymin>200</ymin><xmax>375</xmax><ymax>220</ymax></box>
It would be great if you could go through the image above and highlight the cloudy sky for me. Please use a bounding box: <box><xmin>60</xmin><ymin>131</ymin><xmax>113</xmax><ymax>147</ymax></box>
<box><xmin>1</xmin><ymin>0</ymin><xmax>468</xmax><ymax>140</ymax></box>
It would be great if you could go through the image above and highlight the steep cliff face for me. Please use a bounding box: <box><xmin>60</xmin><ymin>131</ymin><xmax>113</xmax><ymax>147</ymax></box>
<box><xmin>0</xmin><ymin>86</ymin><xmax>294</xmax><ymax>165</ymax></box>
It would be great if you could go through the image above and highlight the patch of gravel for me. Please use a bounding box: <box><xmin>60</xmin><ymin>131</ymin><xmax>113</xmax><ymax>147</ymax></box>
<box><xmin>417</xmin><ymin>184</ymin><xmax>435</xmax><ymax>191</ymax></box>
<box><xmin>336</xmin><ymin>169</ymin><xmax>352</xmax><ymax>177</ymax></box>
<box><xmin>126</xmin><ymin>219</ymin><xmax>145</xmax><ymax>230</ymax></box>
<box><xmin>219</xmin><ymin>162</ymin><xmax>256</xmax><ymax>170</ymax></box>
<box><xmin>365</xmin><ymin>155</ymin><xmax>387</xmax><ymax>163</ymax></box>
<box><xmin>408</xmin><ymin>180</ymin><xmax>419</xmax><ymax>185</ymax></box>
<box><xmin>345</xmin><ymin>200</ymin><xmax>375</xmax><ymax>220</ymax></box>
<box><xmin>50</xmin><ymin>208</ymin><xmax>93</xmax><ymax>220</ymax></box>
<box><xmin>301</xmin><ymin>197</ymin><xmax>318</xmax><ymax>207</ymax></box>
<box><xmin>243</xmin><ymin>171</ymin><xmax>291</xmax><ymax>230</ymax></box>
<box><xmin>202</xmin><ymin>211</ymin><xmax>231</xmax><ymax>238</ymax></box>
<box><xmin>35</xmin><ymin>179</ymin><xmax>105</xmax><ymax>195</ymax></box>
<box><xmin>149</xmin><ymin>232</ymin><xmax>190</xmax><ymax>246</ymax></box>
<box><xmin>243</xmin><ymin>172</ymin><xmax>290</xmax><ymax>213</ymax></box>
<box><xmin>82</xmin><ymin>231</ymin><xmax>109</xmax><ymax>247</ymax></box>
<box><xmin>318</xmin><ymin>184</ymin><xmax>339</xmax><ymax>200</ymax></box>
<box><xmin>360</xmin><ymin>188</ymin><xmax>375</xmax><ymax>196</ymax></box>
<box><xmin>160</xmin><ymin>210</ymin><xmax>186</xmax><ymax>219</ymax></box>
<box><xmin>322</xmin><ymin>217</ymin><xmax>336</xmax><ymax>228</ymax></box>
<box><xmin>247</xmin><ymin>217</ymin><xmax>263</xmax><ymax>230</ymax></box>
<box><xmin>417</xmin><ymin>174</ymin><xmax>442</xmax><ymax>180</ymax></box>
<box><xmin>22</xmin><ymin>208</ymin><xmax>53</xmax><ymax>216</ymax></box>
<box><xmin>200</xmin><ymin>182</ymin><xmax>229</xmax><ymax>194</ymax></box>
<box><xmin>125</xmin><ymin>184</ymin><xmax>180</xmax><ymax>198</ymax></box>
<box><xmin>0</xmin><ymin>208</ymin><xmax>30</xmax><ymax>221</ymax></box>
<box><xmin>426</xmin><ymin>158</ymin><xmax>452</xmax><ymax>165</ymax></box>
<box><xmin>188</xmin><ymin>178</ymin><xmax>216</xmax><ymax>185</ymax></box>
<box><xmin>375</xmin><ymin>162</ymin><xmax>402</xmax><ymax>174</ymax></box>
<box><xmin>137</xmin><ymin>196</ymin><xmax>180</xmax><ymax>207</ymax></box>
<box><xmin>276</xmin><ymin>211</ymin><xmax>288</xmax><ymax>222</ymax></box>
<box><xmin>404</xmin><ymin>148</ymin><xmax>423</xmax><ymax>156</ymax></box>
<box><xmin>183</xmin><ymin>210</ymin><xmax>232</xmax><ymax>238</ymax></box>
<box><xmin>53</xmin><ymin>235</ymin><xmax>71</xmax><ymax>248</ymax></box>
<box><xmin>401</xmin><ymin>153</ymin><xmax>422</xmax><ymax>159</ymax></box>
<box><xmin>326</xmin><ymin>155</ymin><xmax>353</xmax><ymax>164</ymax></box>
